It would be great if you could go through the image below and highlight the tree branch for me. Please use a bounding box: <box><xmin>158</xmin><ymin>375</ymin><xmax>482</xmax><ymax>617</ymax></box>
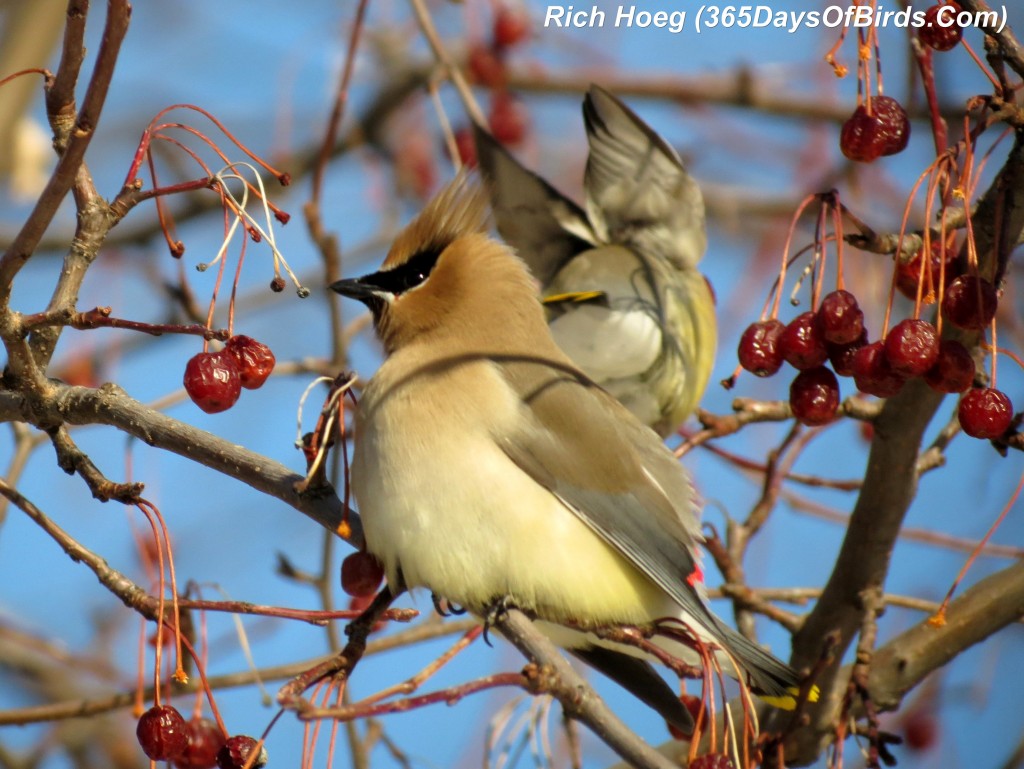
<box><xmin>0</xmin><ymin>0</ymin><xmax>130</xmax><ymax>304</ymax></box>
<box><xmin>495</xmin><ymin>609</ymin><xmax>682</xmax><ymax>769</ymax></box>
<box><xmin>0</xmin><ymin>382</ymin><xmax>362</xmax><ymax>546</ymax></box>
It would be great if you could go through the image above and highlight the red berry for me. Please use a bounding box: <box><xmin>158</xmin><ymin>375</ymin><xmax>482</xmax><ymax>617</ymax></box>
<box><xmin>920</xmin><ymin>3</ymin><xmax>963</xmax><ymax>51</ymax></box>
<box><xmin>828</xmin><ymin>329</ymin><xmax>868</xmax><ymax>377</ymax></box>
<box><xmin>174</xmin><ymin>717</ymin><xmax>226</xmax><ymax>769</ymax></box>
<box><xmin>852</xmin><ymin>341</ymin><xmax>906</xmax><ymax>397</ymax></box>
<box><xmin>790</xmin><ymin>367</ymin><xmax>840</xmax><ymax>426</ymax></box>
<box><xmin>137</xmin><ymin>705</ymin><xmax>189</xmax><ymax>761</ymax></box>
<box><xmin>780</xmin><ymin>312</ymin><xmax>828</xmax><ymax>370</ymax></box>
<box><xmin>690</xmin><ymin>754</ymin><xmax>736</xmax><ymax>769</ymax></box>
<box><xmin>467</xmin><ymin>44</ymin><xmax>506</xmax><ymax>88</ymax></box>
<box><xmin>341</xmin><ymin>551</ymin><xmax>385</xmax><ymax>597</ymax></box>
<box><xmin>942</xmin><ymin>275</ymin><xmax>998</xmax><ymax>330</ymax></box>
<box><xmin>924</xmin><ymin>339</ymin><xmax>975</xmax><ymax>393</ymax></box>
<box><xmin>225</xmin><ymin>335</ymin><xmax>276</xmax><ymax>389</ymax></box>
<box><xmin>958</xmin><ymin>387</ymin><xmax>1013</xmax><ymax>439</ymax></box>
<box><xmin>184</xmin><ymin>351</ymin><xmax>242</xmax><ymax>413</ymax></box>
<box><xmin>452</xmin><ymin>125</ymin><xmax>477</xmax><ymax>167</ymax></box>
<box><xmin>903</xmin><ymin>710</ymin><xmax>938</xmax><ymax>751</ymax></box>
<box><xmin>817</xmin><ymin>290</ymin><xmax>864</xmax><ymax>344</ymax></box>
<box><xmin>493</xmin><ymin>5</ymin><xmax>530</xmax><ymax>48</ymax></box>
<box><xmin>896</xmin><ymin>241</ymin><xmax>956</xmax><ymax>301</ymax></box>
<box><xmin>737</xmin><ymin>319</ymin><xmax>785</xmax><ymax>377</ymax></box>
<box><xmin>884</xmin><ymin>318</ymin><xmax>940</xmax><ymax>377</ymax></box>
<box><xmin>840</xmin><ymin>96</ymin><xmax>910</xmax><ymax>162</ymax></box>
<box><xmin>488</xmin><ymin>91</ymin><xmax>528</xmax><ymax>146</ymax></box>
<box><xmin>216</xmin><ymin>736</ymin><xmax>267</xmax><ymax>769</ymax></box>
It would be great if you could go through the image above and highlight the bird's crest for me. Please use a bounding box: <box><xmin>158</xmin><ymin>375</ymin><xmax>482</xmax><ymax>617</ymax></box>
<box><xmin>383</xmin><ymin>173</ymin><xmax>491</xmax><ymax>270</ymax></box>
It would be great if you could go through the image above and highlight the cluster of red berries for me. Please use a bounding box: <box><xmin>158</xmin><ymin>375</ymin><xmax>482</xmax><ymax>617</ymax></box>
<box><xmin>458</xmin><ymin>3</ymin><xmax>531</xmax><ymax>162</ymax></box>
<box><xmin>737</xmin><ymin>266</ymin><xmax>1013</xmax><ymax>439</ymax></box>
<box><xmin>136</xmin><ymin>705</ymin><xmax>266</xmax><ymax>769</ymax></box>
<box><xmin>183</xmin><ymin>335</ymin><xmax>276</xmax><ymax>414</ymax></box>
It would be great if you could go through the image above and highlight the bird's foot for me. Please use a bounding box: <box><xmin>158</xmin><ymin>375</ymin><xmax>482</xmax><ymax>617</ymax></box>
<box><xmin>431</xmin><ymin>593</ymin><xmax>467</xmax><ymax>617</ymax></box>
<box><xmin>482</xmin><ymin>595</ymin><xmax>518</xmax><ymax>647</ymax></box>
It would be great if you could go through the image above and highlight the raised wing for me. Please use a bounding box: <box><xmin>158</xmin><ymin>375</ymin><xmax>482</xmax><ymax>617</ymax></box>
<box><xmin>473</xmin><ymin>122</ymin><xmax>596</xmax><ymax>285</ymax></box>
<box><xmin>583</xmin><ymin>85</ymin><xmax>707</xmax><ymax>271</ymax></box>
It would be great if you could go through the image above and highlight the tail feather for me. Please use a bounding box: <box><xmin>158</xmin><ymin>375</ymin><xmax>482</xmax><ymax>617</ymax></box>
<box><xmin>711</xmin><ymin>618</ymin><xmax>807</xmax><ymax>706</ymax></box>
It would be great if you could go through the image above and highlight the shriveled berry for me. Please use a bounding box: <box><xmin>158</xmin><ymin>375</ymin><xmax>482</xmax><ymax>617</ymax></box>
<box><xmin>884</xmin><ymin>318</ymin><xmax>939</xmax><ymax>377</ymax></box>
<box><xmin>216</xmin><ymin>735</ymin><xmax>267</xmax><ymax>769</ymax></box>
<box><xmin>488</xmin><ymin>91</ymin><xmax>528</xmax><ymax>146</ymax></box>
<box><xmin>790</xmin><ymin>367</ymin><xmax>840</xmax><ymax>426</ymax></box>
<box><xmin>840</xmin><ymin>96</ymin><xmax>910</xmax><ymax>162</ymax></box>
<box><xmin>690</xmin><ymin>754</ymin><xmax>736</xmax><ymax>769</ymax></box>
<box><xmin>780</xmin><ymin>312</ymin><xmax>828</xmax><ymax>370</ymax></box>
<box><xmin>942</xmin><ymin>275</ymin><xmax>998</xmax><ymax>330</ymax></box>
<box><xmin>467</xmin><ymin>44</ymin><xmax>505</xmax><ymax>88</ymax></box>
<box><xmin>137</xmin><ymin>705</ymin><xmax>189</xmax><ymax>761</ymax></box>
<box><xmin>493</xmin><ymin>5</ymin><xmax>530</xmax><ymax>48</ymax></box>
<box><xmin>920</xmin><ymin>3</ymin><xmax>964</xmax><ymax>51</ymax></box>
<box><xmin>828</xmin><ymin>329</ymin><xmax>868</xmax><ymax>377</ymax></box>
<box><xmin>737</xmin><ymin>319</ymin><xmax>785</xmax><ymax>377</ymax></box>
<box><xmin>852</xmin><ymin>341</ymin><xmax>906</xmax><ymax>397</ymax></box>
<box><xmin>184</xmin><ymin>351</ymin><xmax>242</xmax><ymax>413</ymax></box>
<box><xmin>924</xmin><ymin>339</ymin><xmax>975</xmax><ymax>393</ymax></box>
<box><xmin>225</xmin><ymin>335</ymin><xmax>276</xmax><ymax>389</ymax></box>
<box><xmin>817</xmin><ymin>290</ymin><xmax>864</xmax><ymax>344</ymax></box>
<box><xmin>341</xmin><ymin>551</ymin><xmax>385</xmax><ymax>597</ymax></box>
<box><xmin>958</xmin><ymin>387</ymin><xmax>1013</xmax><ymax>439</ymax></box>
<box><xmin>896</xmin><ymin>241</ymin><xmax>956</xmax><ymax>301</ymax></box>
<box><xmin>174</xmin><ymin>717</ymin><xmax>226</xmax><ymax>769</ymax></box>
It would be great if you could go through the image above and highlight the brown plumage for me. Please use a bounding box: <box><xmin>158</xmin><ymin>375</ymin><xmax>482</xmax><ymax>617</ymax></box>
<box><xmin>330</xmin><ymin>174</ymin><xmax>801</xmax><ymax>734</ymax></box>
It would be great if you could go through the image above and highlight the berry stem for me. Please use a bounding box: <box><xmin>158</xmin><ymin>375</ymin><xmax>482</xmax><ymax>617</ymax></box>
<box><xmin>832</xmin><ymin>194</ymin><xmax>846</xmax><ymax>291</ymax></box>
<box><xmin>135</xmin><ymin>502</ymin><xmax>167</xmax><ymax>706</ymax></box>
<box><xmin>989</xmin><ymin>314</ymin><xmax>998</xmax><ymax>386</ymax></box>
<box><xmin>913</xmin><ymin>42</ymin><xmax>948</xmax><ymax>155</ymax></box>
<box><xmin>773</xmin><ymin>194</ymin><xmax>818</xmax><ymax>319</ymax></box>
<box><xmin>139</xmin><ymin>499</ymin><xmax>187</xmax><ymax>684</ymax></box>
<box><xmin>959</xmin><ymin>38</ymin><xmax>1003</xmax><ymax>91</ymax></box>
<box><xmin>931</xmin><ymin>472</ymin><xmax>1023</xmax><ymax>625</ymax></box>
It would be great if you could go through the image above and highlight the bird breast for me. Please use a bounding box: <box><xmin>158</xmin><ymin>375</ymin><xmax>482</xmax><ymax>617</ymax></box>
<box><xmin>351</xmin><ymin>350</ymin><xmax>670</xmax><ymax>626</ymax></box>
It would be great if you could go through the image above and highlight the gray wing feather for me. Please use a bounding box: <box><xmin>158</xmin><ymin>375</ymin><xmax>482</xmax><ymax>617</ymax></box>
<box><xmin>583</xmin><ymin>85</ymin><xmax>707</xmax><ymax>271</ymax></box>
<box><xmin>496</xmin><ymin>359</ymin><xmax>798</xmax><ymax>696</ymax></box>
<box><xmin>473</xmin><ymin>122</ymin><xmax>596</xmax><ymax>285</ymax></box>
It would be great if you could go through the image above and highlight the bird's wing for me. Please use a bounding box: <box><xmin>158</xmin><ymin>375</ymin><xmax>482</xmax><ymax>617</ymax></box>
<box><xmin>495</xmin><ymin>358</ymin><xmax>706</xmax><ymax>615</ymax></box>
<box><xmin>495</xmin><ymin>357</ymin><xmax>798</xmax><ymax>697</ymax></box>
<box><xmin>582</xmin><ymin>85</ymin><xmax>707</xmax><ymax>271</ymax></box>
<box><xmin>473</xmin><ymin>122</ymin><xmax>596</xmax><ymax>285</ymax></box>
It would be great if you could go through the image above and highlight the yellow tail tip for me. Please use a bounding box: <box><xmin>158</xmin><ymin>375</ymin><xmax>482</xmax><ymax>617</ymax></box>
<box><xmin>760</xmin><ymin>685</ymin><xmax>820</xmax><ymax>710</ymax></box>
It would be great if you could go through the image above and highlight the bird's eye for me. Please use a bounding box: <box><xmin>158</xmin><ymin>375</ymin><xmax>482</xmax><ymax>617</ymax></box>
<box><xmin>401</xmin><ymin>271</ymin><xmax>428</xmax><ymax>291</ymax></box>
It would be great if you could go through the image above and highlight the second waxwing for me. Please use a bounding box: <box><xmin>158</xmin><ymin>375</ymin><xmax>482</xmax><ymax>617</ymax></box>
<box><xmin>331</xmin><ymin>174</ymin><xmax>802</xmax><ymax>735</ymax></box>
<box><xmin>474</xmin><ymin>85</ymin><xmax>717</xmax><ymax>437</ymax></box>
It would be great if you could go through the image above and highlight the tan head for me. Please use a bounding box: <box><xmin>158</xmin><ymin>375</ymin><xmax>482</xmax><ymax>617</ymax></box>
<box><xmin>330</xmin><ymin>174</ymin><xmax>546</xmax><ymax>353</ymax></box>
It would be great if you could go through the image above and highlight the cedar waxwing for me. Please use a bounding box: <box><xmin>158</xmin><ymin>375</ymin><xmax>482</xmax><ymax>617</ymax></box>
<box><xmin>473</xmin><ymin>85</ymin><xmax>716</xmax><ymax>438</ymax></box>
<box><xmin>330</xmin><ymin>175</ymin><xmax>799</xmax><ymax>734</ymax></box>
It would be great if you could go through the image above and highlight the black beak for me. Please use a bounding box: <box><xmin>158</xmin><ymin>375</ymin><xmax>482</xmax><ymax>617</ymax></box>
<box><xmin>329</xmin><ymin>277</ymin><xmax>380</xmax><ymax>305</ymax></box>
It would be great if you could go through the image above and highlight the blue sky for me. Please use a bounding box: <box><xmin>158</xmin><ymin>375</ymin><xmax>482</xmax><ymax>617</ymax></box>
<box><xmin>1</xmin><ymin>1</ymin><xmax>1022</xmax><ymax>767</ymax></box>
